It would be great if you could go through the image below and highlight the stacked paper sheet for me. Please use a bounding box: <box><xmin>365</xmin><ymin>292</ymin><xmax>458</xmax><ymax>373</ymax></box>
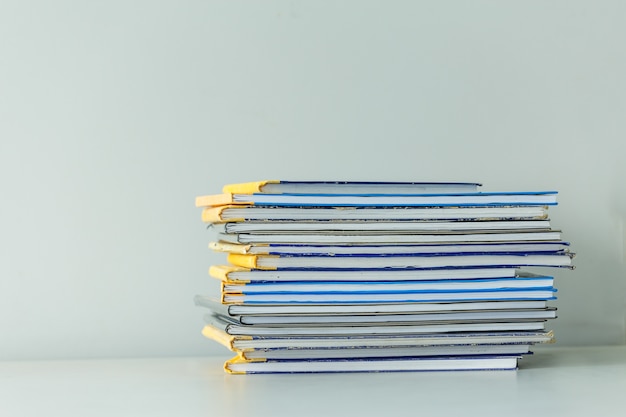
<box><xmin>194</xmin><ymin>180</ymin><xmax>574</xmax><ymax>374</ymax></box>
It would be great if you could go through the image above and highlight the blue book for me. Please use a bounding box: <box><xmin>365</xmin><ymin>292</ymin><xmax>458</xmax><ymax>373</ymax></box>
<box><xmin>199</xmin><ymin>190</ymin><xmax>558</xmax><ymax>207</ymax></box>
<box><xmin>222</xmin><ymin>287</ymin><xmax>557</xmax><ymax>304</ymax></box>
<box><xmin>222</xmin><ymin>274</ymin><xmax>554</xmax><ymax>295</ymax></box>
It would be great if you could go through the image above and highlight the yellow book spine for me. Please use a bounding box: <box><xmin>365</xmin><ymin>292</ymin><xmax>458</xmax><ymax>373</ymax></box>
<box><xmin>201</xmin><ymin>206</ymin><xmax>247</xmax><ymax>223</ymax></box>
<box><xmin>224</xmin><ymin>354</ymin><xmax>246</xmax><ymax>375</ymax></box>
<box><xmin>221</xmin><ymin>281</ymin><xmax>242</xmax><ymax>295</ymax></box>
<box><xmin>195</xmin><ymin>193</ymin><xmax>235</xmax><ymax>208</ymax></box>
<box><xmin>227</xmin><ymin>254</ymin><xmax>278</xmax><ymax>270</ymax></box>
<box><xmin>201</xmin><ymin>206</ymin><xmax>227</xmax><ymax>223</ymax></box>
<box><xmin>201</xmin><ymin>325</ymin><xmax>236</xmax><ymax>351</ymax></box>
<box><xmin>209</xmin><ymin>265</ymin><xmax>251</xmax><ymax>283</ymax></box>
<box><xmin>209</xmin><ymin>241</ymin><xmax>253</xmax><ymax>254</ymax></box>
<box><xmin>224</xmin><ymin>354</ymin><xmax>267</xmax><ymax>375</ymax></box>
<box><xmin>227</xmin><ymin>254</ymin><xmax>258</xmax><ymax>269</ymax></box>
<box><xmin>221</xmin><ymin>294</ymin><xmax>242</xmax><ymax>304</ymax></box>
<box><xmin>222</xmin><ymin>180</ymin><xmax>279</xmax><ymax>194</ymax></box>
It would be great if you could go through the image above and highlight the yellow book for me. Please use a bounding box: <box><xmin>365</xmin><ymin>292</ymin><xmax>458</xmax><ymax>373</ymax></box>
<box><xmin>209</xmin><ymin>265</ymin><xmax>252</xmax><ymax>282</ymax></box>
<box><xmin>223</xmin><ymin>355</ymin><xmax>519</xmax><ymax>374</ymax></box>
<box><xmin>196</xmin><ymin>181</ymin><xmax>278</xmax><ymax>208</ymax></box>
<box><xmin>201</xmin><ymin>324</ymin><xmax>236</xmax><ymax>351</ymax></box>
<box><xmin>196</xmin><ymin>180</ymin><xmax>485</xmax><ymax>207</ymax></box>
<box><xmin>201</xmin><ymin>205</ymin><xmax>550</xmax><ymax>223</ymax></box>
<box><xmin>221</xmin><ymin>180</ymin><xmax>481</xmax><ymax>195</ymax></box>
<box><xmin>201</xmin><ymin>206</ymin><xmax>244</xmax><ymax>223</ymax></box>
<box><xmin>222</xmin><ymin>180</ymin><xmax>278</xmax><ymax>194</ymax></box>
<box><xmin>225</xmin><ymin>252</ymin><xmax>571</xmax><ymax>270</ymax></box>
<box><xmin>195</xmin><ymin>194</ymin><xmax>250</xmax><ymax>208</ymax></box>
<box><xmin>224</xmin><ymin>354</ymin><xmax>267</xmax><ymax>375</ymax></box>
<box><xmin>226</xmin><ymin>254</ymin><xmax>278</xmax><ymax>270</ymax></box>
<box><xmin>208</xmin><ymin>241</ymin><xmax>256</xmax><ymax>255</ymax></box>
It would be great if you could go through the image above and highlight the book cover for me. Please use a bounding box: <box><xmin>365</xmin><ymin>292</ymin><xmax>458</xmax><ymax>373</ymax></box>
<box><xmin>221</xmin><ymin>275</ymin><xmax>555</xmax><ymax>295</ymax></box>
<box><xmin>224</xmin><ymin>252</ymin><xmax>573</xmax><ymax>270</ymax></box>
<box><xmin>211</xmin><ymin>220</ymin><xmax>552</xmax><ymax>234</ymax></box>
<box><xmin>221</xmin><ymin>180</ymin><xmax>482</xmax><ymax>195</ymax></box>
<box><xmin>223</xmin><ymin>355</ymin><xmax>520</xmax><ymax>374</ymax></box>
<box><xmin>197</xmin><ymin>191</ymin><xmax>558</xmax><ymax>208</ymax></box>
<box><xmin>193</xmin><ymin>295</ymin><xmax>549</xmax><ymax>315</ymax></box>
<box><xmin>208</xmin><ymin>241</ymin><xmax>570</xmax><ymax>256</ymax></box>
<box><xmin>216</xmin><ymin>230</ymin><xmax>564</xmax><ymax>244</ymax></box>
<box><xmin>201</xmin><ymin>205</ymin><xmax>549</xmax><ymax>223</ymax></box>
<box><xmin>208</xmin><ymin>265</ymin><xmax>521</xmax><ymax>283</ymax></box>
<box><xmin>221</xmin><ymin>288</ymin><xmax>557</xmax><ymax>304</ymax></box>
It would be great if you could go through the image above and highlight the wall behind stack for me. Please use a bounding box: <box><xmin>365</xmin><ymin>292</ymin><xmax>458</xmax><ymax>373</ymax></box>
<box><xmin>0</xmin><ymin>0</ymin><xmax>624</xmax><ymax>360</ymax></box>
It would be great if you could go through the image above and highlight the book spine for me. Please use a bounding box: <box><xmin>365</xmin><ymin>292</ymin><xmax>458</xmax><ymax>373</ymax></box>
<box><xmin>195</xmin><ymin>193</ymin><xmax>236</xmax><ymax>207</ymax></box>
<box><xmin>222</xmin><ymin>180</ymin><xmax>277</xmax><ymax>194</ymax></box>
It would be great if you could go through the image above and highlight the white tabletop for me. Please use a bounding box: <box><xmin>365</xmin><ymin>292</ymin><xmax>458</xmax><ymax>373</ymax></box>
<box><xmin>2</xmin><ymin>345</ymin><xmax>625</xmax><ymax>417</ymax></box>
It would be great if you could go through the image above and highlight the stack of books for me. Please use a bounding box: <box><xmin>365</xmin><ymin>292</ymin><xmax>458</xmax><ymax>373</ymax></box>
<box><xmin>194</xmin><ymin>180</ymin><xmax>573</xmax><ymax>374</ymax></box>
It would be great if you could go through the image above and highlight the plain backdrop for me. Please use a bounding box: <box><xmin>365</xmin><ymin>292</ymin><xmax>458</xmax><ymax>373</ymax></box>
<box><xmin>1</xmin><ymin>0</ymin><xmax>625</xmax><ymax>361</ymax></box>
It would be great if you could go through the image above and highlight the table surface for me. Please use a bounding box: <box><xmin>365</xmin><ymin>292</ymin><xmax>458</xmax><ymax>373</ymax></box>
<box><xmin>1</xmin><ymin>345</ymin><xmax>625</xmax><ymax>417</ymax></box>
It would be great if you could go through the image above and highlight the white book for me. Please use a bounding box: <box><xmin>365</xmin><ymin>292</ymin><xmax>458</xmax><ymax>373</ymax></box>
<box><xmin>242</xmin><ymin>344</ymin><xmax>532</xmax><ymax>360</ymax></box>
<box><xmin>202</xmin><ymin>205</ymin><xmax>548</xmax><ymax>223</ymax></box>
<box><xmin>211</xmin><ymin>220</ymin><xmax>551</xmax><ymax>234</ymax></box>
<box><xmin>204</xmin><ymin>205</ymin><xmax>549</xmax><ymax>222</ymax></box>
<box><xmin>222</xmin><ymin>180</ymin><xmax>482</xmax><ymax>195</ymax></box>
<box><xmin>201</xmin><ymin>299</ymin><xmax>549</xmax><ymax>315</ymax></box>
<box><xmin>219</xmin><ymin>330</ymin><xmax>556</xmax><ymax>350</ymax></box>
<box><xmin>218</xmin><ymin>230</ymin><xmax>563</xmax><ymax>244</ymax></box>
<box><xmin>224</xmin><ymin>355</ymin><xmax>520</xmax><ymax>374</ymax></box>
<box><xmin>227</xmin><ymin>253</ymin><xmax>573</xmax><ymax>270</ymax></box>
<box><xmin>228</xmin><ymin>309</ymin><xmax>557</xmax><ymax>325</ymax></box>
<box><xmin>209</xmin><ymin>265</ymin><xmax>520</xmax><ymax>283</ymax></box>
<box><xmin>210</xmin><ymin>241</ymin><xmax>570</xmax><ymax>256</ymax></box>
<box><xmin>209</xmin><ymin>315</ymin><xmax>547</xmax><ymax>336</ymax></box>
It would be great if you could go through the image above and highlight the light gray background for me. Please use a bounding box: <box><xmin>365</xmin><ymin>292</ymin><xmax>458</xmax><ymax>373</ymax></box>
<box><xmin>1</xmin><ymin>0</ymin><xmax>625</xmax><ymax>361</ymax></box>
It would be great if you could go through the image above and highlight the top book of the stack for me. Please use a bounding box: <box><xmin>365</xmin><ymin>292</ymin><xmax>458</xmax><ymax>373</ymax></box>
<box><xmin>221</xmin><ymin>180</ymin><xmax>483</xmax><ymax>195</ymax></box>
<box><xmin>195</xmin><ymin>180</ymin><xmax>557</xmax><ymax>208</ymax></box>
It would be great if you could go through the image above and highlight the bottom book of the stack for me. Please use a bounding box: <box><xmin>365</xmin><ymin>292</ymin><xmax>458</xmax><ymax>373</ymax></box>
<box><xmin>196</xmin><ymin>297</ymin><xmax>555</xmax><ymax>374</ymax></box>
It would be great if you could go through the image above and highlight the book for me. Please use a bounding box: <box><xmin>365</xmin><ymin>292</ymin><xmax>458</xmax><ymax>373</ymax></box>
<box><xmin>201</xmin><ymin>324</ymin><xmax>555</xmax><ymax>350</ymax></box>
<box><xmin>216</xmin><ymin>230</ymin><xmax>564</xmax><ymax>244</ymax></box>
<box><xmin>222</xmin><ymin>355</ymin><xmax>520</xmax><ymax>374</ymax></box>
<box><xmin>209</xmin><ymin>241</ymin><xmax>571</xmax><ymax>256</ymax></box>
<box><xmin>208</xmin><ymin>265</ymin><xmax>521</xmax><ymax>283</ymax></box>
<box><xmin>220</xmin><ymin>275</ymin><xmax>554</xmax><ymax>296</ymax></box>
<box><xmin>197</xmin><ymin>191</ymin><xmax>558</xmax><ymax>208</ymax></box>
<box><xmin>225</xmin><ymin>252</ymin><xmax>573</xmax><ymax>270</ymax></box>
<box><xmin>221</xmin><ymin>180</ymin><xmax>482</xmax><ymax>195</ymax></box>
<box><xmin>195</xmin><ymin>180</ymin><xmax>573</xmax><ymax>374</ymax></box>
<box><xmin>205</xmin><ymin>305</ymin><xmax>557</xmax><ymax>326</ymax></box>
<box><xmin>202</xmin><ymin>205</ymin><xmax>549</xmax><ymax>223</ymax></box>
<box><xmin>221</xmin><ymin>289</ymin><xmax>557</xmax><ymax>304</ymax></box>
<box><xmin>210</xmin><ymin>220</ymin><xmax>552</xmax><ymax>234</ymax></box>
<box><xmin>223</xmin><ymin>309</ymin><xmax>557</xmax><ymax>326</ymax></box>
<box><xmin>240</xmin><ymin>344</ymin><xmax>532</xmax><ymax>361</ymax></box>
<box><xmin>207</xmin><ymin>314</ymin><xmax>548</xmax><ymax>336</ymax></box>
<box><xmin>194</xmin><ymin>296</ymin><xmax>550</xmax><ymax>315</ymax></box>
